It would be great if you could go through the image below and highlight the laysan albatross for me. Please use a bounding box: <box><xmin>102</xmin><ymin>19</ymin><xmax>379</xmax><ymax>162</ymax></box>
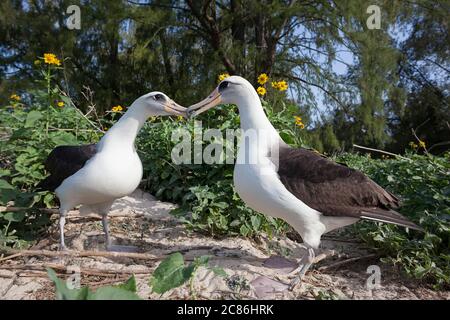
<box><xmin>186</xmin><ymin>76</ymin><xmax>422</xmax><ymax>290</ymax></box>
<box><xmin>37</xmin><ymin>92</ymin><xmax>186</xmax><ymax>250</ymax></box>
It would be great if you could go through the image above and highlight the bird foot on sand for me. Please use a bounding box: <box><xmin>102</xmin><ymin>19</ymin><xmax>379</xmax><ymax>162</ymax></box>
<box><xmin>288</xmin><ymin>276</ymin><xmax>302</xmax><ymax>291</ymax></box>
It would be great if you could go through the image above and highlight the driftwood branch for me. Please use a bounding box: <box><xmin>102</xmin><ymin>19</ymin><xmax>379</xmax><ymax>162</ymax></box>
<box><xmin>0</xmin><ymin>245</ymin><xmax>216</xmax><ymax>263</ymax></box>
<box><xmin>0</xmin><ymin>248</ymin><xmax>160</xmax><ymax>261</ymax></box>
<box><xmin>0</xmin><ymin>206</ymin><xmax>59</xmax><ymax>214</ymax></box>
<box><xmin>0</xmin><ymin>263</ymin><xmax>152</xmax><ymax>276</ymax></box>
<box><xmin>0</xmin><ymin>207</ymin><xmax>147</xmax><ymax>219</ymax></box>
<box><xmin>353</xmin><ymin>144</ymin><xmax>410</xmax><ymax>160</ymax></box>
<box><xmin>318</xmin><ymin>254</ymin><xmax>378</xmax><ymax>271</ymax></box>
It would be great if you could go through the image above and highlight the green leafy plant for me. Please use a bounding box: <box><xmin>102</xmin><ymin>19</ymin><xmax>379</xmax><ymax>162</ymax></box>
<box><xmin>0</xmin><ymin>55</ymin><xmax>105</xmax><ymax>247</ymax></box>
<box><xmin>46</xmin><ymin>268</ymin><xmax>141</xmax><ymax>300</ymax></box>
<box><xmin>337</xmin><ymin>152</ymin><xmax>450</xmax><ymax>287</ymax></box>
<box><xmin>149</xmin><ymin>252</ymin><xmax>227</xmax><ymax>297</ymax></box>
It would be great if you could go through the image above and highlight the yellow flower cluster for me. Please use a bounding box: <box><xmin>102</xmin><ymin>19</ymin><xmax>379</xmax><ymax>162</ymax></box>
<box><xmin>43</xmin><ymin>53</ymin><xmax>61</xmax><ymax>66</ymax></box>
<box><xmin>57</xmin><ymin>101</ymin><xmax>64</xmax><ymax>107</ymax></box>
<box><xmin>257</xmin><ymin>86</ymin><xmax>267</xmax><ymax>96</ymax></box>
<box><xmin>409</xmin><ymin>141</ymin><xmax>418</xmax><ymax>149</ymax></box>
<box><xmin>255</xmin><ymin>72</ymin><xmax>289</xmax><ymax>96</ymax></box>
<box><xmin>257</xmin><ymin>73</ymin><xmax>269</xmax><ymax>85</ymax></box>
<box><xmin>419</xmin><ymin>140</ymin><xmax>426</xmax><ymax>148</ymax></box>
<box><xmin>409</xmin><ymin>140</ymin><xmax>426</xmax><ymax>149</ymax></box>
<box><xmin>218</xmin><ymin>73</ymin><xmax>230</xmax><ymax>82</ymax></box>
<box><xmin>10</xmin><ymin>94</ymin><xmax>21</xmax><ymax>101</ymax></box>
<box><xmin>272</xmin><ymin>80</ymin><xmax>288</xmax><ymax>91</ymax></box>
<box><xmin>111</xmin><ymin>105</ymin><xmax>123</xmax><ymax>112</ymax></box>
<box><xmin>294</xmin><ymin>116</ymin><xmax>305</xmax><ymax>129</ymax></box>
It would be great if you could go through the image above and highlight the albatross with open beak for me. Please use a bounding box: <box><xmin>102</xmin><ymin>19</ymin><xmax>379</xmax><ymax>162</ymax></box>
<box><xmin>187</xmin><ymin>76</ymin><xmax>421</xmax><ymax>290</ymax></box>
<box><xmin>37</xmin><ymin>92</ymin><xmax>186</xmax><ymax>251</ymax></box>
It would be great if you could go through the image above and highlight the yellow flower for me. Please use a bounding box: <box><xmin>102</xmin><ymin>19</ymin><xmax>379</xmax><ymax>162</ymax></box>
<box><xmin>10</xmin><ymin>94</ymin><xmax>21</xmax><ymax>101</ymax></box>
<box><xmin>111</xmin><ymin>105</ymin><xmax>123</xmax><ymax>112</ymax></box>
<box><xmin>257</xmin><ymin>86</ymin><xmax>267</xmax><ymax>96</ymax></box>
<box><xmin>103</xmin><ymin>127</ymin><xmax>108</xmax><ymax>131</ymax></box>
<box><xmin>271</xmin><ymin>80</ymin><xmax>288</xmax><ymax>91</ymax></box>
<box><xmin>409</xmin><ymin>141</ymin><xmax>418</xmax><ymax>149</ymax></box>
<box><xmin>277</xmin><ymin>80</ymin><xmax>288</xmax><ymax>91</ymax></box>
<box><xmin>57</xmin><ymin>101</ymin><xmax>64</xmax><ymax>107</ymax></box>
<box><xmin>177</xmin><ymin>115</ymin><xmax>184</xmax><ymax>121</ymax></box>
<box><xmin>294</xmin><ymin>116</ymin><xmax>305</xmax><ymax>129</ymax></box>
<box><xmin>257</xmin><ymin>73</ymin><xmax>269</xmax><ymax>85</ymax></box>
<box><xmin>419</xmin><ymin>140</ymin><xmax>426</xmax><ymax>148</ymax></box>
<box><xmin>43</xmin><ymin>53</ymin><xmax>61</xmax><ymax>66</ymax></box>
<box><xmin>218</xmin><ymin>73</ymin><xmax>230</xmax><ymax>82</ymax></box>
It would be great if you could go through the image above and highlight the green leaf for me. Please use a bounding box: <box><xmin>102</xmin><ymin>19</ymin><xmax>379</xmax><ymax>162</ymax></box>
<box><xmin>87</xmin><ymin>286</ymin><xmax>141</xmax><ymax>300</ymax></box>
<box><xmin>149</xmin><ymin>252</ymin><xmax>194</xmax><ymax>294</ymax></box>
<box><xmin>279</xmin><ymin>131</ymin><xmax>295</xmax><ymax>145</ymax></box>
<box><xmin>0</xmin><ymin>169</ymin><xmax>11</xmax><ymax>178</ymax></box>
<box><xmin>250</xmin><ymin>215</ymin><xmax>261</xmax><ymax>231</ymax></box>
<box><xmin>50</xmin><ymin>132</ymin><xmax>78</xmax><ymax>145</ymax></box>
<box><xmin>114</xmin><ymin>275</ymin><xmax>137</xmax><ymax>292</ymax></box>
<box><xmin>25</xmin><ymin>110</ymin><xmax>43</xmax><ymax>127</ymax></box>
<box><xmin>0</xmin><ymin>179</ymin><xmax>14</xmax><ymax>190</ymax></box>
<box><xmin>3</xmin><ymin>211</ymin><xmax>25</xmax><ymax>222</ymax></box>
<box><xmin>0</xmin><ymin>189</ymin><xmax>18</xmax><ymax>205</ymax></box>
<box><xmin>46</xmin><ymin>268</ymin><xmax>89</xmax><ymax>300</ymax></box>
<box><xmin>239</xmin><ymin>224</ymin><xmax>250</xmax><ymax>236</ymax></box>
<box><xmin>43</xmin><ymin>193</ymin><xmax>54</xmax><ymax>208</ymax></box>
<box><xmin>194</xmin><ymin>255</ymin><xmax>210</xmax><ymax>266</ymax></box>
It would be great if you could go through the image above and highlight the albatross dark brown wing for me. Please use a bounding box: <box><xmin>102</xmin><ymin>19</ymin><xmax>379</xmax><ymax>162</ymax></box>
<box><xmin>277</xmin><ymin>146</ymin><xmax>422</xmax><ymax>230</ymax></box>
<box><xmin>36</xmin><ymin>144</ymin><xmax>97</xmax><ymax>192</ymax></box>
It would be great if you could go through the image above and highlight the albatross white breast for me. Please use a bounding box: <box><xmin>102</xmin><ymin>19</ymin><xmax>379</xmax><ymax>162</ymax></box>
<box><xmin>37</xmin><ymin>92</ymin><xmax>185</xmax><ymax>250</ymax></box>
<box><xmin>186</xmin><ymin>75</ymin><xmax>422</xmax><ymax>290</ymax></box>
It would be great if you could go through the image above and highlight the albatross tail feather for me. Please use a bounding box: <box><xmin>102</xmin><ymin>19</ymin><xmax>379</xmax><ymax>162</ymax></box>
<box><xmin>360</xmin><ymin>208</ymin><xmax>423</xmax><ymax>231</ymax></box>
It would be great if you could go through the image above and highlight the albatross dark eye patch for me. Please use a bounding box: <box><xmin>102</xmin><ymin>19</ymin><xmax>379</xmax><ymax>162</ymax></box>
<box><xmin>218</xmin><ymin>81</ymin><xmax>230</xmax><ymax>92</ymax></box>
<box><xmin>153</xmin><ymin>94</ymin><xmax>165</xmax><ymax>101</ymax></box>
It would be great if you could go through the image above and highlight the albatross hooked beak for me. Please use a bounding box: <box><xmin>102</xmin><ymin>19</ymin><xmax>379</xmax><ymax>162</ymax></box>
<box><xmin>186</xmin><ymin>88</ymin><xmax>222</xmax><ymax>119</ymax></box>
<box><xmin>164</xmin><ymin>99</ymin><xmax>187</xmax><ymax>117</ymax></box>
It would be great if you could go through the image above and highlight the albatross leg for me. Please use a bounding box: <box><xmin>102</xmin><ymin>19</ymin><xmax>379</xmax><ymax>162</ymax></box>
<box><xmin>59</xmin><ymin>211</ymin><xmax>67</xmax><ymax>251</ymax></box>
<box><xmin>288</xmin><ymin>247</ymin><xmax>315</xmax><ymax>291</ymax></box>
<box><xmin>102</xmin><ymin>215</ymin><xmax>112</xmax><ymax>249</ymax></box>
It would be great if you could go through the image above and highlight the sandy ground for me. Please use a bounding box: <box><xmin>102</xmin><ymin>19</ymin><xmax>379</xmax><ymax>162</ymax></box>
<box><xmin>0</xmin><ymin>189</ymin><xmax>448</xmax><ymax>300</ymax></box>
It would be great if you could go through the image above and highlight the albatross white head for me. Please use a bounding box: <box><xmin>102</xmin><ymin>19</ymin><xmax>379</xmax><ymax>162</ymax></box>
<box><xmin>187</xmin><ymin>76</ymin><xmax>277</xmax><ymax>134</ymax></box>
<box><xmin>186</xmin><ymin>76</ymin><xmax>256</xmax><ymax>116</ymax></box>
<box><xmin>130</xmin><ymin>91</ymin><xmax>186</xmax><ymax>117</ymax></box>
<box><xmin>100</xmin><ymin>91</ymin><xmax>186</xmax><ymax>149</ymax></box>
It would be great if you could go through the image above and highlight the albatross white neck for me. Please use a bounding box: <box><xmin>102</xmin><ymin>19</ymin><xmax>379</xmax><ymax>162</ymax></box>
<box><xmin>234</xmin><ymin>89</ymin><xmax>281</xmax><ymax>149</ymax></box>
<box><xmin>98</xmin><ymin>101</ymin><xmax>152</xmax><ymax>152</ymax></box>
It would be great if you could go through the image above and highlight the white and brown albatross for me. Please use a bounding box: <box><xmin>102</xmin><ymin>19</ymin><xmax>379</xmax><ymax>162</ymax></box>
<box><xmin>187</xmin><ymin>76</ymin><xmax>422</xmax><ymax>290</ymax></box>
<box><xmin>37</xmin><ymin>92</ymin><xmax>185</xmax><ymax>250</ymax></box>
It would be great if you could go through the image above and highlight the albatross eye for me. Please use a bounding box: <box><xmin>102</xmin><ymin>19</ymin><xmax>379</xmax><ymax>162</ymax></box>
<box><xmin>218</xmin><ymin>81</ymin><xmax>229</xmax><ymax>92</ymax></box>
<box><xmin>153</xmin><ymin>94</ymin><xmax>165</xmax><ymax>101</ymax></box>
